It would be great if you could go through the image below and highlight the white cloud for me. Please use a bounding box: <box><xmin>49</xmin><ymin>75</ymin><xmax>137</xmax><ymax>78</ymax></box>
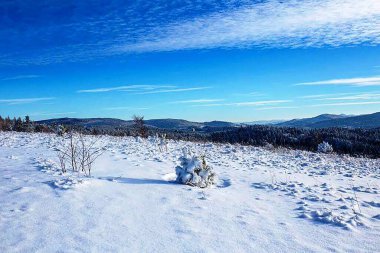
<box><xmin>230</xmin><ymin>100</ymin><xmax>292</xmax><ymax>107</ymax></box>
<box><xmin>190</xmin><ymin>100</ymin><xmax>292</xmax><ymax>107</ymax></box>
<box><xmin>257</xmin><ymin>106</ymin><xmax>298</xmax><ymax>110</ymax></box>
<box><xmin>77</xmin><ymin>85</ymin><xmax>208</xmax><ymax>95</ymax></box>
<box><xmin>77</xmin><ymin>85</ymin><xmax>175</xmax><ymax>93</ymax></box>
<box><xmin>296</xmin><ymin>76</ymin><xmax>380</xmax><ymax>87</ymax></box>
<box><xmin>103</xmin><ymin>107</ymin><xmax>149</xmax><ymax>111</ymax></box>
<box><xmin>169</xmin><ymin>99</ymin><xmax>224</xmax><ymax>104</ymax></box>
<box><xmin>30</xmin><ymin>111</ymin><xmax>76</xmax><ymax>117</ymax></box>
<box><xmin>311</xmin><ymin>101</ymin><xmax>380</xmax><ymax>107</ymax></box>
<box><xmin>3</xmin><ymin>0</ymin><xmax>380</xmax><ymax>65</ymax></box>
<box><xmin>1</xmin><ymin>75</ymin><xmax>40</xmax><ymax>81</ymax></box>
<box><xmin>0</xmin><ymin>97</ymin><xmax>55</xmax><ymax>105</ymax></box>
<box><xmin>314</xmin><ymin>93</ymin><xmax>380</xmax><ymax>101</ymax></box>
<box><xmin>118</xmin><ymin>0</ymin><xmax>380</xmax><ymax>53</ymax></box>
<box><xmin>136</xmin><ymin>87</ymin><xmax>211</xmax><ymax>94</ymax></box>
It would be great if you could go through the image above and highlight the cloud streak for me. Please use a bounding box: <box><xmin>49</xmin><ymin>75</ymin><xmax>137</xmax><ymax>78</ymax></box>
<box><xmin>2</xmin><ymin>0</ymin><xmax>380</xmax><ymax>65</ymax></box>
<box><xmin>103</xmin><ymin>106</ymin><xmax>149</xmax><ymax>111</ymax></box>
<box><xmin>135</xmin><ymin>87</ymin><xmax>211</xmax><ymax>95</ymax></box>
<box><xmin>191</xmin><ymin>100</ymin><xmax>292</xmax><ymax>107</ymax></box>
<box><xmin>296</xmin><ymin>76</ymin><xmax>380</xmax><ymax>87</ymax></box>
<box><xmin>77</xmin><ymin>85</ymin><xmax>209</xmax><ymax>95</ymax></box>
<box><xmin>0</xmin><ymin>97</ymin><xmax>55</xmax><ymax>105</ymax></box>
<box><xmin>310</xmin><ymin>101</ymin><xmax>380</xmax><ymax>107</ymax></box>
<box><xmin>118</xmin><ymin>0</ymin><xmax>380</xmax><ymax>53</ymax></box>
<box><xmin>77</xmin><ymin>85</ymin><xmax>175</xmax><ymax>93</ymax></box>
<box><xmin>1</xmin><ymin>75</ymin><xmax>40</xmax><ymax>81</ymax></box>
<box><xmin>169</xmin><ymin>99</ymin><xmax>223</xmax><ymax>104</ymax></box>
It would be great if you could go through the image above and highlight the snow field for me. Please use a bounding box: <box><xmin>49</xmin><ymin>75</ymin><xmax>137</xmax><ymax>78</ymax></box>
<box><xmin>0</xmin><ymin>132</ymin><xmax>379</xmax><ymax>252</ymax></box>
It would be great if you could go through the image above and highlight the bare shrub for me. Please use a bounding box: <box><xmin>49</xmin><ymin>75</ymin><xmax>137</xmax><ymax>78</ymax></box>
<box><xmin>55</xmin><ymin>131</ymin><xmax>104</xmax><ymax>176</ymax></box>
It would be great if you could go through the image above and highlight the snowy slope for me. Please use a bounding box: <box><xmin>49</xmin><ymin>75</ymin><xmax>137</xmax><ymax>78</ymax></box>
<box><xmin>0</xmin><ymin>132</ymin><xmax>379</xmax><ymax>252</ymax></box>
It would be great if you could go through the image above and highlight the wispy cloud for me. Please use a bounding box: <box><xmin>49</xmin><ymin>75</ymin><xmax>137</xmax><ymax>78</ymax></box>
<box><xmin>169</xmin><ymin>99</ymin><xmax>223</xmax><ymax>104</ymax></box>
<box><xmin>2</xmin><ymin>0</ymin><xmax>380</xmax><ymax>65</ymax></box>
<box><xmin>230</xmin><ymin>100</ymin><xmax>292</xmax><ymax>107</ymax></box>
<box><xmin>77</xmin><ymin>85</ymin><xmax>174</xmax><ymax>93</ymax></box>
<box><xmin>296</xmin><ymin>76</ymin><xmax>380</xmax><ymax>87</ymax></box>
<box><xmin>257</xmin><ymin>106</ymin><xmax>298</xmax><ymax>110</ymax></box>
<box><xmin>314</xmin><ymin>93</ymin><xmax>380</xmax><ymax>101</ymax></box>
<box><xmin>0</xmin><ymin>97</ymin><xmax>55</xmax><ymax>105</ymax></box>
<box><xmin>1</xmin><ymin>75</ymin><xmax>40</xmax><ymax>81</ymax></box>
<box><xmin>77</xmin><ymin>85</ymin><xmax>208</xmax><ymax>95</ymax></box>
<box><xmin>298</xmin><ymin>93</ymin><xmax>354</xmax><ymax>99</ymax></box>
<box><xmin>118</xmin><ymin>0</ymin><xmax>380</xmax><ymax>53</ymax></box>
<box><xmin>103</xmin><ymin>106</ymin><xmax>149</xmax><ymax>111</ymax></box>
<box><xmin>30</xmin><ymin>111</ymin><xmax>76</xmax><ymax>117</ymax></box>
<box><xmin>233</xmin><ymin>92</ymin><xmax>265</xmax><ymax>97</ymax></box>
<box><xmin>311</xmin><ymin>101</ymin><xmax>380</xmax><ymax>107</ymax></box>
<box><xmin>135</xmin><ymin>87</ymin><xmax>210</xmax><ymax>95</ymax></box>
<box><xmin>191</xmin><ymin>100</ymin><xmax>292</xmax><ymax>107</ymax></box>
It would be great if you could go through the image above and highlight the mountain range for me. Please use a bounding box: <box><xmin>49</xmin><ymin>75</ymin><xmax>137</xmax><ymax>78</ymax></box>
<box><xmin>37</xmin><ymin>112</ymin><xmax>380</xmax><ymax>130</ymax></box>
<box><xmin>37</xmin><ymin>118</ymin><xmax>237</xmax><ymax>131</ymax></box>
<box><xmin>277</xmin><ymin>112</ymin><xmax>380</xmax><ymax>129</ymax></box>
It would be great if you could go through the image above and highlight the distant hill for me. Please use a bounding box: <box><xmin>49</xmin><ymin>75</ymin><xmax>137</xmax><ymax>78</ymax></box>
<box><xmin>309</xmin><ymin>112</ymin><xmax>380</xmax><ymax>129</ymax></box>
<box><xmin>37</xmin><ymin>118</ymin><xmax>132</xmax><ymax>128</ymax></box>
<box><xmin>277</xmin><ymin>114</ymin><xmax>351</xmax><ymax>128</ymax></box>
<box><xmin>277</xmin><ymin>112</ymin><xmax>380</xmax><ymax>129</ymax></box>
<box><xmin>37</xmin><ymin>112</ymin><xmax>380</xmax><ymax>131</ymax></box>
<box><xmin>37</xmin><ymin>118</ymin><xmax>237</xmax><ymax>131</ymax></box>
<box><xmin>243</xmin><ymin>120</ymin><xmax>286</xmax><ymax>125</ymax></box>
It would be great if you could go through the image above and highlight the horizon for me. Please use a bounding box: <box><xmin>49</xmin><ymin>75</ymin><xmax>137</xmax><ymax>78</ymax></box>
<box><xmin>1</xmin><ymin>111</ymin><xmax>376</xmax><ymax>125</ymax></box>
<box><xmin>1</xmin><ymin>1</ymin><xmax>380</xmax><ymax>122</ymax></box>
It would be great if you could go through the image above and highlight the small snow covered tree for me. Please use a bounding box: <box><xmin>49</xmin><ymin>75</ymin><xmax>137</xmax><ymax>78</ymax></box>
<box><xmin>175</xmin><ymin>149</ymin><xmax>217</xmax><ymax>188</ymax></box>
<box><xmin>317</xmin><ymin>141</ymin><xmax>333</xmax><ymax>153</ymax></box>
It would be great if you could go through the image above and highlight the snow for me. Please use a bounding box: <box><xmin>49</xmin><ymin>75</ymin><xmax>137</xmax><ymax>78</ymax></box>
<box><xmin>0</xmin><ymin>131</ymin><xmax>379</xmax><ymax>252</ymax></box>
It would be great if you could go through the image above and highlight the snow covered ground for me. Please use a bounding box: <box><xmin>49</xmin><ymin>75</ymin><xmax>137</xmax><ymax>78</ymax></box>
<box><xmin>0</xmin><ymin>132</ymin><xmax>379</xmax><ymax>252</ymax></box>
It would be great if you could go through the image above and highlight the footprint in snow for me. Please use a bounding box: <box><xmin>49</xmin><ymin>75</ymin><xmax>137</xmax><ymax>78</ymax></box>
<box><xmin>218</xmin><ymin>178</ymin><xmax>232</xmax><ymax>188</ymax></box>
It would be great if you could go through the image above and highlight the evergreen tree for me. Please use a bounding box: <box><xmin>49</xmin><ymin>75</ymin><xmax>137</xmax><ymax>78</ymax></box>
<box><xmin>4</xmin><ymin>117</ymin><xmax>12</xmax><ymax>131</ymax></box>
<box><xmin>0</xmin><ymin>116</ymin><xmax>4</xmax><ymax>131</ymax></box>
<box><xmin>24</xmin><ymin>115</ymin><xmax>33</xmax><ymax>132</ymax></box>
<box><xmin>14</xmin><ymin>117</ymin><xmax>23</xmax><ymax>132</ymax></box>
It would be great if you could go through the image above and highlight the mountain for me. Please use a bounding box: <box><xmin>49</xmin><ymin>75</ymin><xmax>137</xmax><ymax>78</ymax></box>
<box><xmin>277</xmin><ymin>114</ymin><xmax>351</xmax><ymax>128</ymax></box>
<box><xmin>37</xmin><ymin>112</ymin><xmax>380</xmax><ymax>131</ymax></box>
<box><xmin>277</xmin><ymin>112</ymin><xmax>380</xmax><ymax>129</ymax></box>
<box><xmin>309</xmin><ymin>112</ymin><xmax>380</xmax><ymax>129</ymax></box>
<box><xmin>37</xmin><ymin>118</ymin><xmax>237</xmax><ymax>131</ymax></box>
<box><xmin>37</xmin><ymin>118</ymin><xmax>132</xmax><ymax>128</ymax></box>
<box><xmin>243</xmin><ymin>120</ymin><xmax>287</xmax><ymax>125</ymax></box>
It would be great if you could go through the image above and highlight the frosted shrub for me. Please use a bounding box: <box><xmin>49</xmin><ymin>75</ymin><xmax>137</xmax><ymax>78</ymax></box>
<box><xmin>175</xmin><ymin>150</ymin><xmax>217</xmax><ymax>188</ymax></box>
<box><xmin>55</xmin><ymin>132</ymin><xmax>105</xmax><ymax>176</ymax></box>
<box><xmin>318</xmin><ymin>141</ymin><xmax>333</xmax><ymax>153</ymax></box>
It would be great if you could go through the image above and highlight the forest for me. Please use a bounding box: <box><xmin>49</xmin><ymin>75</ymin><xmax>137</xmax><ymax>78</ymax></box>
<box><xmin>1</xmin><ymin>115</ymin><xmax>379</xmax><ymax>158</ymax></box>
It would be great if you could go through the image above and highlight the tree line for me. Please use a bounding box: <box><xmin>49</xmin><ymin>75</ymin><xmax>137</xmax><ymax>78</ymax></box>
<box><xmin>1</xmin><ymin>115</ymin><xmax>379</xmax><ymax>158</ymax></box>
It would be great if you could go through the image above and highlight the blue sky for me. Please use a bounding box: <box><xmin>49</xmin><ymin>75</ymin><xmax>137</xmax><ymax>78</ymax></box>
<box><xmin>1</xmin><ymin>0</ymin><xmax>380</xmax><ymax>122</ymax></box>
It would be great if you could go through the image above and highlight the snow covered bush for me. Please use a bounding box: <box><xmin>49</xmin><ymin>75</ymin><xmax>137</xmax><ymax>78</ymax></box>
<box><xmin>318</xmin><ymin>141</ymin><xmax>333</xmax><ymax>153</ymax></box>
<box><xmin>175</xmin><ymin>150</ymin><xmax>217</xmax><ymax>188</ymax></box>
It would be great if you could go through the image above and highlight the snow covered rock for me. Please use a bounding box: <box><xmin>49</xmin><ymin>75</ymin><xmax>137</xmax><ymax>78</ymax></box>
<box><xmin>317</xmin><ymin>141</ymin><xmax>333</xmax><ymax>153</ymax></box>
<box><xmin>175</xmin><ymin>151</ymin><xmax>217</xmax><ymax>188</ymax></box>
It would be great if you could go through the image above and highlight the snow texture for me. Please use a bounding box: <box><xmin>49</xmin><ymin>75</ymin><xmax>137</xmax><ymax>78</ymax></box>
<box><xmin>0</xmin><ymin>132</ymin><xmax>379</xmax><ymax>252</ymax></box>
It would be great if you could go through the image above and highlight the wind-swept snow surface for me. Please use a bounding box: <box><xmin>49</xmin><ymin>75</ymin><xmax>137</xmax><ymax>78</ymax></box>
<box><xmin>0</xmin><ymin>132</ymin><xmax>379</xmax><ymax>252</ymax></box>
